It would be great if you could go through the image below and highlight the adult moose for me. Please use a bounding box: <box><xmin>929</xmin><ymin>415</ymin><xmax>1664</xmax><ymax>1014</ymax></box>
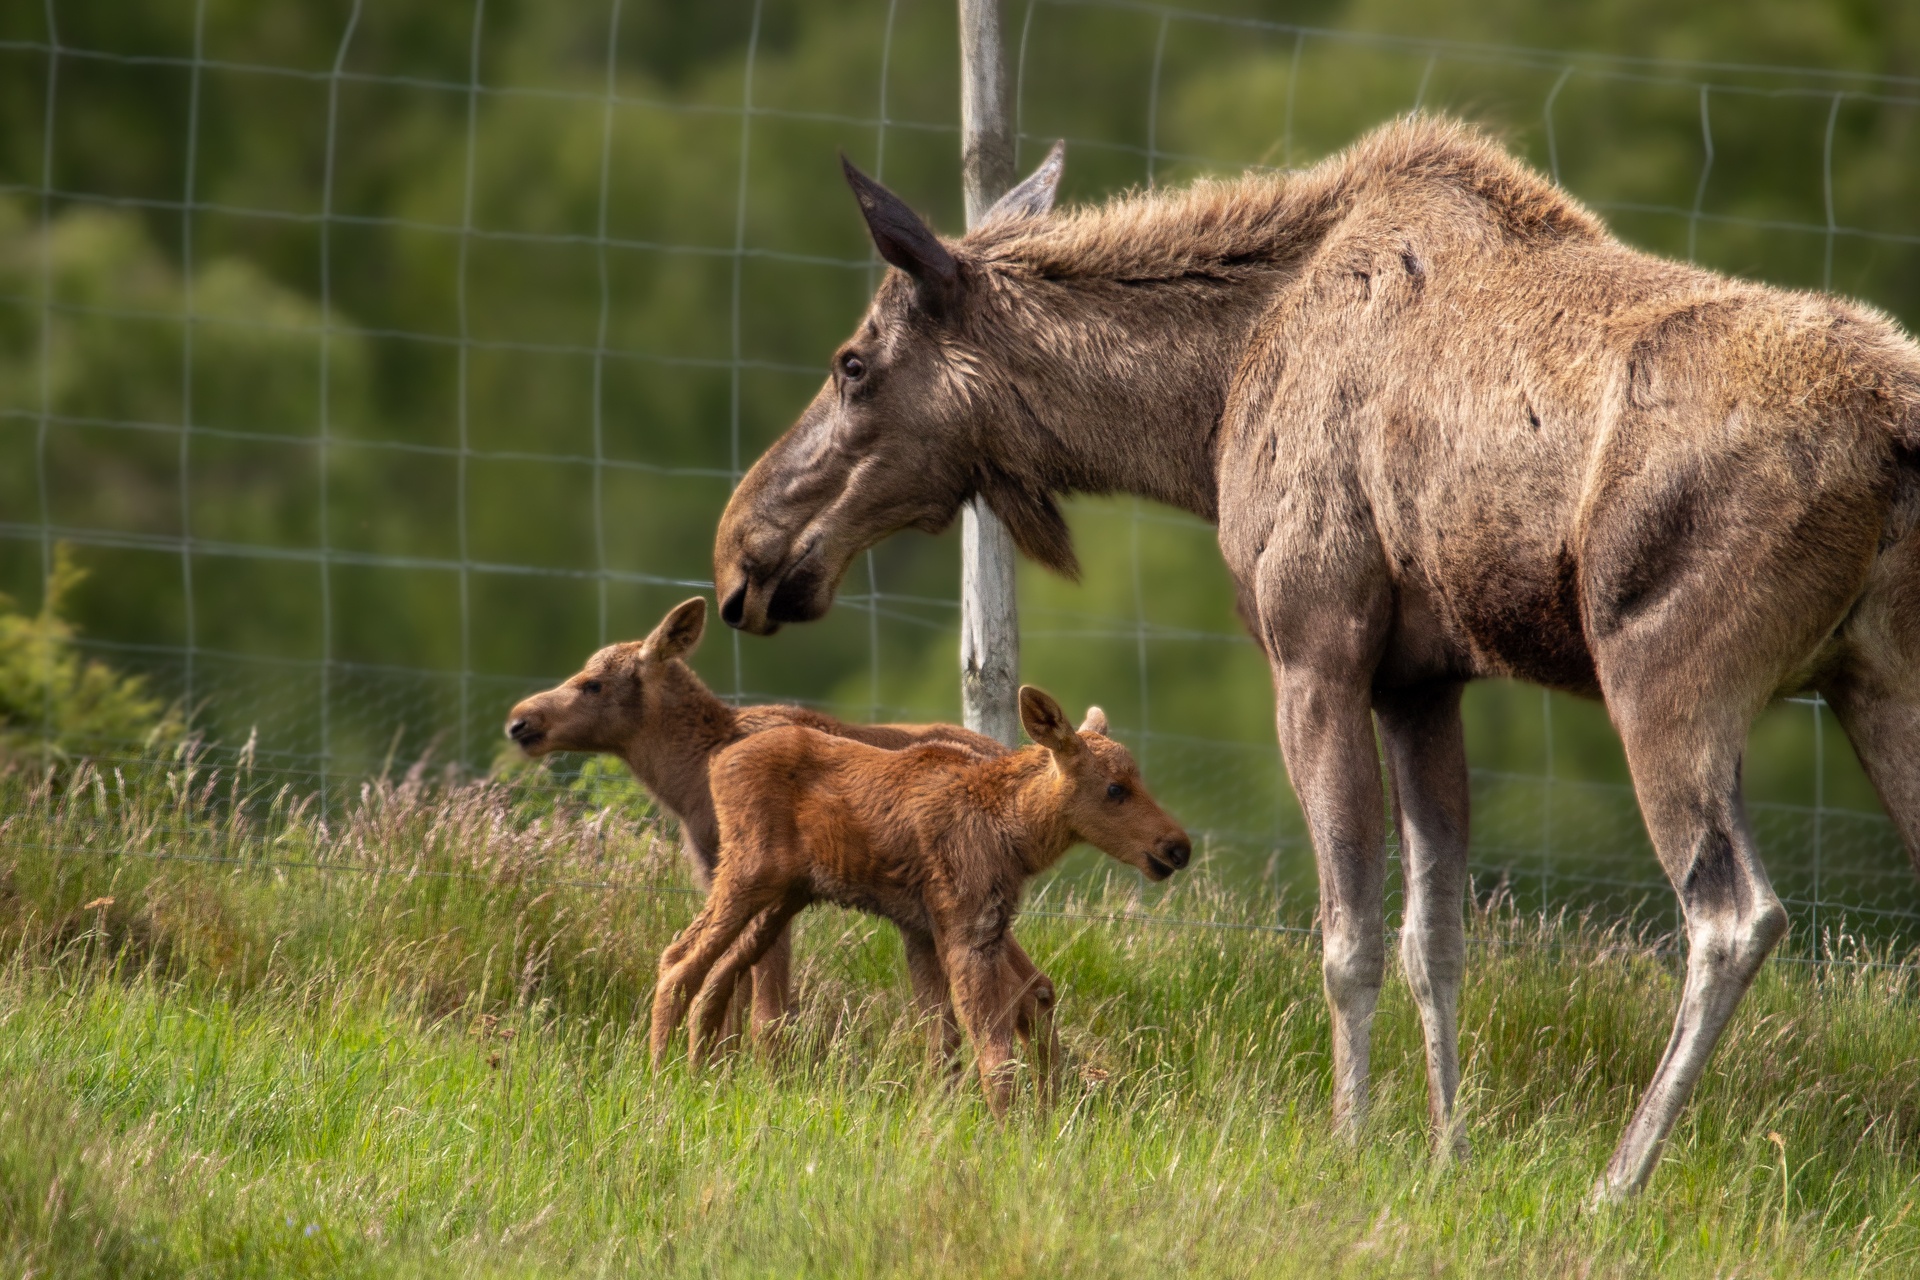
<box><xmin>711</xmin><ymin>117</ymin><xmax>1920</xmax><ymax>1200</ymax></box>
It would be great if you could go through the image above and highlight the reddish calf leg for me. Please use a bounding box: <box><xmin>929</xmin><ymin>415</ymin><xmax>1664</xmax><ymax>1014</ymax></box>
<box><xmin>688</xmin><ymin>899</ymin><xmax>805</xmax><ymax>1067</ymax></box>
<box><xmin>1002</xmin><ymin>940</ymin><xmax>1058</xmax><ymax>1103</ymax></box>
<box><xmin>650</xmin><ymin>885</ymin><xmax>781</xmax><ymax>1066</ymax></box>
<box><xmin>944</xmin><ymin>937</ymin><xmax>1021</xmax><ymax>1116</ymax></box>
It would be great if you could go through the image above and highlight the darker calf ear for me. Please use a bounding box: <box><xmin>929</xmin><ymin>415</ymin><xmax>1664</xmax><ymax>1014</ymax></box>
<box><xmin>1019</xmin><ymin>685</ymin><xmax>1080</xmax><ymax>754</ymax></box>
<box><xmin>842</xmin><ymin>153</ymin><xmax>960</xmax><ymax>316</ymax></box>
<box><xmin>641</xmin><ymin>597</ymin><xmax>707</xmax><ymax>661</ymax></box>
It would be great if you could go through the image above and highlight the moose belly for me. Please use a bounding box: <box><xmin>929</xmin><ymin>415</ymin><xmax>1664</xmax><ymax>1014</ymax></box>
<box><xmin>805</xmin><ymin>862</ymin><xmax>932</xmax><ymax>934</ymax></box>
<box><xmin>1431</xmin><ymin>534</ymin><xmax>1600</xmax><ymax>695</ymax></box>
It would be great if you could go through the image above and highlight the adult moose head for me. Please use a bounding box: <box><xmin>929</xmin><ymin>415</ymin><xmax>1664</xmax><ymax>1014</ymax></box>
<box><xmin>712</xmin><ymin>117</ymin><xmax>1920</xmax><ymax>1202</ymax></box>
<box><xmin>713</xmin><ymin>140</ymin><xmax>1249</xmax><ymax>634</ymax></box>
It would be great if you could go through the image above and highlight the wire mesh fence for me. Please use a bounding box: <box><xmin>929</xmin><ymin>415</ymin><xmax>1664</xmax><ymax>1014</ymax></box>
<box><xmin>2</xmin><ymin>0</ymin><xmax>1917</xmax><ymax>948</ymax></box>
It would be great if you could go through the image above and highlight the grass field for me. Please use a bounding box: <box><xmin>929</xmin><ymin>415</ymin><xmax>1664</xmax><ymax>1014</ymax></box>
<box><xmin>0</xmin><ymin>754</ymin><xmax>1917</xmax><ymax>1278</ymax></box>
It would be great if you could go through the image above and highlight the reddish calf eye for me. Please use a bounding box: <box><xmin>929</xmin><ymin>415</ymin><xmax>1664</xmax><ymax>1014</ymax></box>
<box><xmin>1106</xmin><ymin>782</ymin><xmax>1127</xmax><ymax>801</ymax></box>
<box><xmin>581</xmin><ymin>680</ymin><xmax>603</xmax><ymax>694</ymax></box>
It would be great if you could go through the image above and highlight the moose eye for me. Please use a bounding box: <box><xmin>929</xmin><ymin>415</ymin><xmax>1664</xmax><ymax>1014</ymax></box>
<box><xmin>1106</xmin><ymin>782</ymin><xmax>1128</xmax><ymax>801</ymax></box>
<box><xmin>580</xmin><ymin>680</ymin><xmax>603</xmax><ymax>694</ymax></box>
<box><xmin>838</xmin><ymin>353</ymin><xmax>866</xmax><ymax>381</ymax></box>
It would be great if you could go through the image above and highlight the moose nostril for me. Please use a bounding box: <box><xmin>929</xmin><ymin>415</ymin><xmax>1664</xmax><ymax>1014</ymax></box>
<box><xmin>506</xmin><ymin>718</ymin><xmax>528</xmax><ymax>740</ymax></box>
<box><xmin>719</xmin><ymin>581</ymin><xmax>748</xmax><ymax>629</ymax></box>
<box><xmin>1160</xmin><ymin>837</ymin><xmax>1191</xmax><ymax>870</ymax></box>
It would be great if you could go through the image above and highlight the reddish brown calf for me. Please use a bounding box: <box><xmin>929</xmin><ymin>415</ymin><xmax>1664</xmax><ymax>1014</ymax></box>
<box><xmin>650</xmin><ymin>685</ymin><xmax>1192</xmax><ymax>1113</ymax></box>
<box><xmin>504</xmin><ymin>597</ymin><xmax>1032</xmax><ymax>1042</ymax></box>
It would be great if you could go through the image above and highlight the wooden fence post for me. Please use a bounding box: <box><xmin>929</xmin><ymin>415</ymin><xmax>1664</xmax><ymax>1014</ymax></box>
<box><xmin>957</xmin><ymin>0</ymin><xmax>1021</xmax><ymax>747</ymax></box>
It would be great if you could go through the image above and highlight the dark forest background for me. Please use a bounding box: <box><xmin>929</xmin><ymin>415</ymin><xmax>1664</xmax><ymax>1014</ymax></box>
<box><xmin>1</xmin><ymin>0</ymin><xmax>1916</xmax><ymax>896</ymax></box>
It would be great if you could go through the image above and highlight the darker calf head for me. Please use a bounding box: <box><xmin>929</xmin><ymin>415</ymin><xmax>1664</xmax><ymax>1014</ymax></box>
<box><xmin>1019</xmin><ymin>685</ymin><xmax>1191</xmax><ymax>881</ymax></box>
<box><xmin>505</xmin><ymin>597</ymin><xmax>709</xmax><ymax>757</ymax></box>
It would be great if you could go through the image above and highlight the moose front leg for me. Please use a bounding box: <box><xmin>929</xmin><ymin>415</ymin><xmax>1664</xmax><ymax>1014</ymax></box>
<box><xmin>900</xmin><ymin>928</ymin><xmax>963</xmax><ymax>1072</ymax></box>
<box><xmin>1002</xmin><ymin>937</ymin><xmax>1058</xmax><ymax>1103</ymax></box>
<box><xmin>1376</xmin><ymin>682</ymin><xmax>1471</xmax><ymax>1158</ymax></box>
<box><xmin>1276</xmin><ymin>665</ymin><xmax>1390</xmax><ymax>1137</ymax></box>
<box><xmin>1249</xmin><ymin>503</ymin><xmax>1394</xmax><ymax>1138</ymax></box>
<box><xmin>943</xmin><ymin>936</ymin><xmax>1021</xmax><ymax>1116</ymax></box>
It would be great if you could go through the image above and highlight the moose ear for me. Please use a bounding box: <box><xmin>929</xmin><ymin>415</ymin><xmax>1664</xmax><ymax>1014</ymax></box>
<box><xmin>982</xmin><ymin>140</ymin><xmax>1065</xmax><ymax>226</ymax></box>
<box><xmin>1077</xmin><ymin>705</ymin><xmax>1109</xmax><ymax>736</ymax></box>
<box><xmin>640</xmin><ymin>597</ymin><xmax>707</xmax><ymax>661</ymax></box>
<box><xmin>841</xmin><ymin>153</ymin><xmax>960</xmax><ymax>314</ymax></box>
<box><xmin>1019</xmin><ymin>685</ymin><xmax>1082</xmax><ymax>755</ymax></box>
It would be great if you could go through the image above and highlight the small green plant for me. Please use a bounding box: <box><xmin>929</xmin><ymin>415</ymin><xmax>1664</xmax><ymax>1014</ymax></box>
<box><xmin>494</xmin><ymin>744</ymin><xmax>659</xmax><ymax>828</ymax></box>
<box><xmin>0</xmin><ymin>543</ymin><xmax>184</xmax><ymax>761</ymax></box>
<box><xmin>563</xmin><ymin>752</ymin><xmax>657</xmax><ymax>823</ymax></box>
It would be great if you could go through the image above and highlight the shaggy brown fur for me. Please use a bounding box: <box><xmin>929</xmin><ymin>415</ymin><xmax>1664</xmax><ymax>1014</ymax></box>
<box><xmin>649</xmin><ymin>687</ymin><xmax>1191</xmax><ymax>1114</ymax></box>
<box><xmin>504</xmin><ymin>597</ymin><xmax>1021</xmax><ymax>1041</ymax></box>
<box><xmin>711</xmin><ymin>115</ymin><xmax>1920</xmax><ymax>1197</ymax></box>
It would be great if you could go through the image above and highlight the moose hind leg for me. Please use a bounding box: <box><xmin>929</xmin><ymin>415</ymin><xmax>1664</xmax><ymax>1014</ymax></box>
<box><xmin>1824</xmin><ymin>557</ymin><xmax>1920</xmax><ymax>870</ymax></box>
<box><xmin>688</xmin><ymin>898</ymin><xmax>804</xmax><ymax>1068</ymax></box>
<box><xmin>650</xmin><ymin>886</ymin><xmax>778</xmax><ymax>1067</ymax></box>
<box><xmin>748</xmin><ymin>923</ymin><xmax>796</xmax><ymax>1043</ymax></box>
<box><xmin>1595</xmin><ymin>700</ymin><xmax>1787</xmax><ymax>1202</ymax></box>
<box><xmin>1376</xmin><ymin>682</ymin><xmax>1471</xmax><ymax>1159</ymax></box>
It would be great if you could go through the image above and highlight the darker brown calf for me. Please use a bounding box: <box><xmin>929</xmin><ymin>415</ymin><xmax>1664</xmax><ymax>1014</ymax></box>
<box><xmin>504</xmin><ymin>597</ymin><xmax>1025</xmax><ymax>1042</ymax></box>
<box><xmin>650</xmin><ymin>685</ymin><xmax>1191</xmax><ymax>1113</ymax></box>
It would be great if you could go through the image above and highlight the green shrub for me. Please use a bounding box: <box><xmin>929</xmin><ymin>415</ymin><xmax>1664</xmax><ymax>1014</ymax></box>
<box><xmin>0</xmin><ymin>543</ymin><xmax>184</xmax><ymax>761</ymax></box>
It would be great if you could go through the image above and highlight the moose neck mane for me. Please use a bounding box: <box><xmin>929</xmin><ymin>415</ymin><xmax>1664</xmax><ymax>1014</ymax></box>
<box><xmin>954</xmin><ymin>227</ymin><xmax>1306</xmax><ymax>532</ymax></box>
<box><xmin>950</xmin><ymin>116</ymin><xmax>1603</xmax><ymax>539</ymax></box>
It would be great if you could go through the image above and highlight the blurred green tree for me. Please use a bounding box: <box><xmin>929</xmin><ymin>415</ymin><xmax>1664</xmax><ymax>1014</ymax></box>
<box><xmin>0</xmin><ymin>0</ymin><xmax>1908</xmax><ymax>844</ymax></box>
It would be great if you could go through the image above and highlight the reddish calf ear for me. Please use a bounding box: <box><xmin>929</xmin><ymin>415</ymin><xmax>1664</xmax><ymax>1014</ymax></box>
<box><xmin>1019</xmin><ymin>685</ymin><xmax>1081</xmax><ymax>754</ymax></box>
<box><xmin>1077</xmin><ymin>705</ymin><xmax>1109</xmax><ymax>736</ymax></box>
<box><xmin>641</xmin><ymin>597</ymin><xmax>707</xmax><ymax>661</ymax></box>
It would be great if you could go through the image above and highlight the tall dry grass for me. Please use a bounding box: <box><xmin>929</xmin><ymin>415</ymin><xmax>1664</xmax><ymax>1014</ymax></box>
<box><xmin>0</xmin><ymin>752</ymin><xmax>1915</xmax><ymax>1277</ymax></box>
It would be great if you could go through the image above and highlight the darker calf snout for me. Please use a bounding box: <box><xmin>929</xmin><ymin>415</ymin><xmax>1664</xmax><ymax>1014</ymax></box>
<box><xmin>504</xmin><ymin>705</ymin><xmax>548</xmax><ymax>753</ymax></box>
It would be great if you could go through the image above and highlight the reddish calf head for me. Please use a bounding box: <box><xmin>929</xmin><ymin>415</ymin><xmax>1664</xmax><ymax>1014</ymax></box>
<box><xmin>505</xmin><ymin>598</ymin><xmax>708</xmax><ymax>756</ymax></box>
<box><xmin>1018</xmin><ymin>686</ymin><xmax>1191</xmax><ymax>881</ymax></box>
